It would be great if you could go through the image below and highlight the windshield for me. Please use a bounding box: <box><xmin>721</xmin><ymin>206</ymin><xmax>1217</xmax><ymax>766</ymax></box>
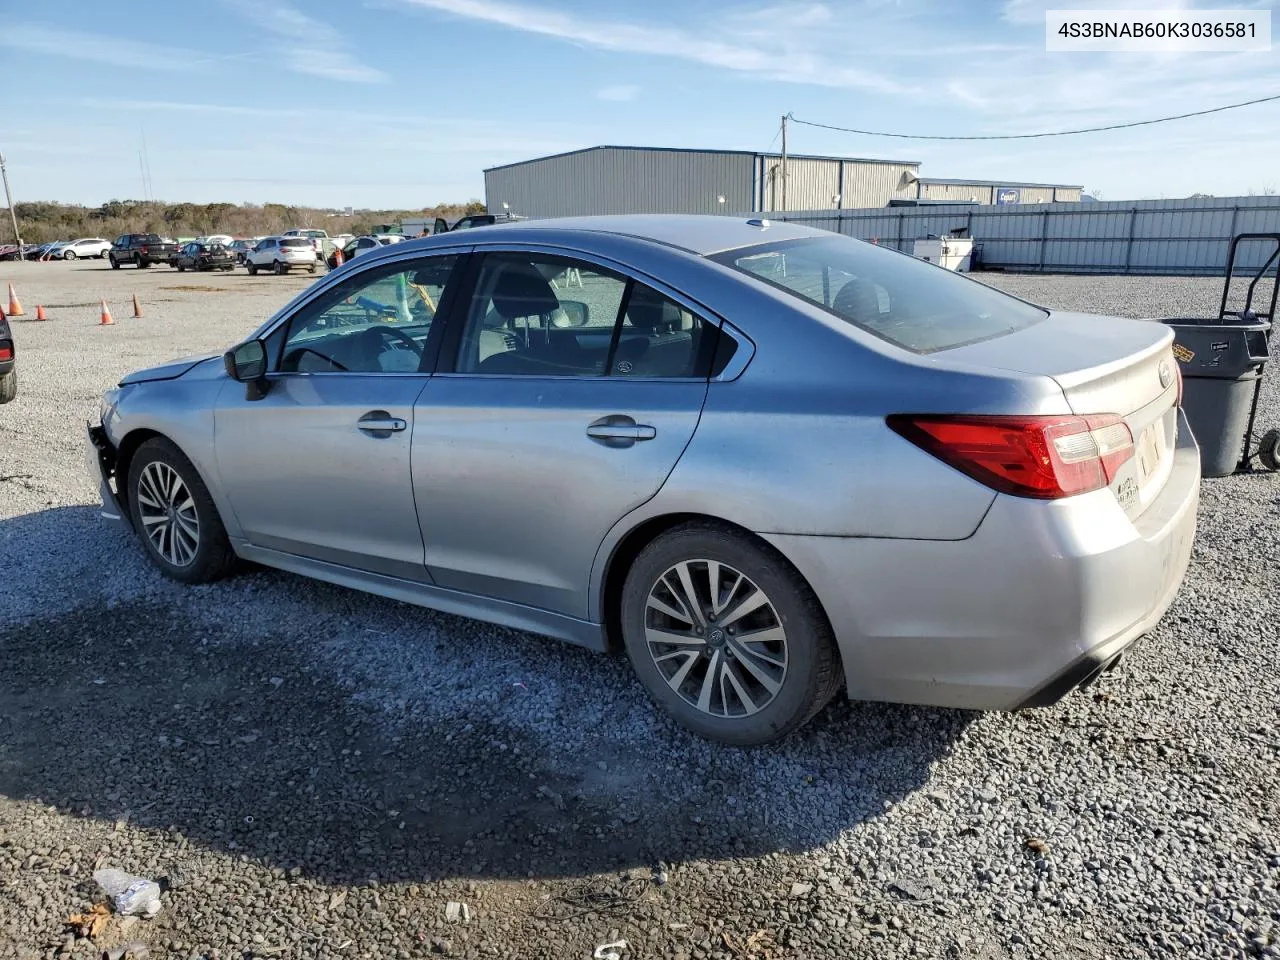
<box><xmin>712</xmin><ymin>236</ymin><xmax>1047</xmax><ymax>354</ymax></box>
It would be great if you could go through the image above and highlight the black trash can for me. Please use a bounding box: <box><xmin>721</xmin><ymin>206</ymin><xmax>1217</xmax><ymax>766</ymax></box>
<box><xmin>1160</xmin><ymin>316</ymin><xmax>1270</xmax><ymax>477</ymax></box>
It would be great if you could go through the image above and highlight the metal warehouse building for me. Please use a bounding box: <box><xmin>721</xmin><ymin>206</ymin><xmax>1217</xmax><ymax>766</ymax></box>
<box><xmin>484</xmin><ymin>145</ymin><xmax>1081</xmax><ymax>218</ymax></box>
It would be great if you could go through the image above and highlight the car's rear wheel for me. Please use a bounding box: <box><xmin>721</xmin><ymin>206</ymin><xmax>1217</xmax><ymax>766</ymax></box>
<box><xmin>0</xmin><ymin>369</ymin><xmax>16</xmax><ymax>404</ymax></box>
<box><xmin>63</xmin><ymin>250</ymin><xmax>77</xmax><ymax>260</ymax></box>
<box><xmin>274</xmin><ymin>260</ymin><xmax>286</xmax><ymax>275</ymax></box>
<box><xmin>620</xmin><ymin>522</ymin><xmax>842</xmax><ymax>745</ymax></box>
<box><xmin>177</xmin><ymin>263</ymin><xmax>186</xmax><ymax>272</ymax></box>
<box><xmin>127</xmin><ymin>438</ymin><xmax>236</xmax><ymax>584</ymax></box>
<box><xmin>98</xmin><ymin>249</ymin><xmax>109</xmax><ymax>259</ymax></box>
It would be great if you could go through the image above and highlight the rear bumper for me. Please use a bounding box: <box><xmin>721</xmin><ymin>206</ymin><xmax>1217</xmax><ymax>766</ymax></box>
<box><xmin>763</xmin><ymin>409</ymin><xmax>1201</xmax><ymax>711</ymax></box>
<box><xmin>86</xmin><ymin>423</ymin><xmax>129</xmax><ymax>527</ymax></box>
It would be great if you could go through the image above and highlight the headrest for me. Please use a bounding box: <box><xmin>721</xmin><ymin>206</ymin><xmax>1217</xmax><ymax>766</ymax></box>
<box><xmin>626</xmin><ymin>286</ymin><xmax>671</xmax><ymax>331</ymax></box>
<box><xmin>832</xmin><ymin>278</ymin><xmax>882</xmax><ymax>323</ymax></box>
<box><xmin>491</xmin><ymin>262</ymin><xmax>561</xmax><ymax>320</ymax></box>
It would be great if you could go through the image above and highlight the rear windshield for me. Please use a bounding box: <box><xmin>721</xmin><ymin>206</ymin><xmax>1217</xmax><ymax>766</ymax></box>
<box><xmin>711</xmin><ymin>236</ymin><xmax>1046</xmax><ymax>354</ymax></box>
<box><xmin>280</xmin><ymin>238</ymin><xmax>312</xmax><ymax>248</ymax></box>
<box><xmin>142</xmin><ymin>234</ymin><xmax>163</xmax><ymax>243</ymax></box>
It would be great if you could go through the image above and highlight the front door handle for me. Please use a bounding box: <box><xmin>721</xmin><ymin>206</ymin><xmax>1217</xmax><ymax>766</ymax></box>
<box><xmin>357</xmin><ymin>410</ymin><xmax>407</xmax><ymax>436</ymax></box>
<box><xmin>587</xmin><ymin>415</ymin><xmax>656</xmax><ymax>447</ymax></box>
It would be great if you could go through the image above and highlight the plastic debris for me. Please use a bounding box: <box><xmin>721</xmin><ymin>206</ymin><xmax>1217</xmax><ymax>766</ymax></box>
<box><xmin>594</xmin><ymin>940</ymin><xmax>628</xmax><ymax>960</ymax></box>
<box><xmin>93</xmin><ymin>868</ymin><xmax>163</xmax><ymax>918</ymax></box>
<box><xmin>444</xmin><ymin>900</ymin><xmax>471</xmax><ymax>923</ymax></box>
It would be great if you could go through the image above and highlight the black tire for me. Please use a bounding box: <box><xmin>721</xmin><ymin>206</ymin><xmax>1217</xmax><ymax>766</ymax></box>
<box><xmin>308</xmin><ymin>265</ymin><xmax>316</xmax><ymax>274</ymax></box>
<box><xmin>110</xmin><ymin>256</ymin><xmax>120</xmax><ymax>270</ymax></box>
<box><xmin>177</xmin><ymin>263</ymin><xmax>186</xmax><ymax>272</ymax></box>
<box><xmin>1259</xmin><ymin>428</ymin><xmax>1280</xmax><ymax>472</ymax></box>
<box><xmin>63</xmin><ymin>250</ymin><xmax>77</xmax><ymax>260</ymax></box>
<box><xmin>273</xmin><ymin>260</ymin><xmax>286</xmax><ymax>275</ymax></box>
<box><xmin>247</xmin><ymin>262</ymin><xmax>258</xmax><ymax>276</ymax></box>
<box><xmin>0</xmin><ymin>368</ymin><xmax>16</xmax><ymax>404</ymax></box>
<box><xmin>619</xmin><ymin>522</ymin><xmax>842</xmax><ymax>745</ymax></box>
<box><xmin>126</xmin><ymin>438</ymin><xmax>236</xmax><ymax>584</ymax></box>
<box><xmin>99</xmin><ymin>250</ymin><xmax>109</xmax><ymax>259</ymax></box>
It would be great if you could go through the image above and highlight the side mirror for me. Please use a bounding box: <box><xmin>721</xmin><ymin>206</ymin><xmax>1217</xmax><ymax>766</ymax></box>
<box><xmin>552</xmin><ymin>300</ymin><xmax>589</xmax><ymax>328</ymax></box>
<box><xmin>223</xmin><ymin>340</ymin><xmax>270</xmax><ymax>399</ymax></box>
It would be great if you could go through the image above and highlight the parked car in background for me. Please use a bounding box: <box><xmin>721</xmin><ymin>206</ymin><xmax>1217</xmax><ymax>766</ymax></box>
<box><xmin>86</xmin><ymin>216</ymin><xmax>1198</xmax><ymax>745</ymax></box>
<box><xmin>324</xmin><ymin>235</ymin><xmax>396</xmax><ymax>269</ymax></box>
<box><xmin>228</xmin><ymin>238</ymin><xmax>262</xmax><ymax>264</ymax></box>
<box><xmin>110</xmin><ymin>234</ymin><xmax>179</xmax><ymax>269</ymax></box>
<box><xmin>175</xmin><ymin>241</ymin><xmax>236</xmax><ymax>272</ymax></box>
<box><xmin>58</xmin><ymin>238</ymin><xmax>112</xmax><ymax>260</ymax></box>
<box><xmin>282</xmin><ymin>229</ymin><xmax>329</xmax><ymax>261</ymax></box>
<box><xmin>244</xmin><ymin>236</ymin><xmax>317</xmax><ymax>275</ymax></box>
<box><xmin>0</xmin><ymin>244</ymin><xmax>21</xmax><ymax>261</ymax></box>
<box><xmin>0</xmin><ymin>307</ymin><xmax>15</xmax><ymax>403</ymax></box>
<box><xmin>449</xmin><ymin>213</ymin><xmax>526</xmax><ymax>231</ymax></box>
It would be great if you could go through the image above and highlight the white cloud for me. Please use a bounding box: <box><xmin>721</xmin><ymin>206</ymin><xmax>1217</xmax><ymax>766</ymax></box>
<box><xmin>392</xmin><ymin>0</ymin><xmax>913</xmax><ymax>94</ymax></box>
<box><xmin>596</xmin><ymin>85</ymin><xmax>639</xmax><ymax>102</ymax></box>
<box><xmin>1001</xmin><ymin>0</ymin><xmax>1192</xmax><ymax>25</ymax></box>
<box><xmin>0</xmin><ymin>23</ymin><xmax>228</xmax><ymax>71</ymax></box>
<box><xmin>222</xmin><ymin>0</ymin><xmax>388</xmax><ymax>82</ymax></box>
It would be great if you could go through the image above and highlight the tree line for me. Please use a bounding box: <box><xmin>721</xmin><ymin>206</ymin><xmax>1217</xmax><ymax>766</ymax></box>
<box><xmin>2</xmin><ymin>198</ymin><xmax>488</xmax><ymax>244</ymax></box>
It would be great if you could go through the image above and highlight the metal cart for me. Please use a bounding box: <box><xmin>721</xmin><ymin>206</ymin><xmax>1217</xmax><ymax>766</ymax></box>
<box><xmin>1161</xmin><ymin>233</ymin><xmax>1279</xmax><ymax>476</ymax></box>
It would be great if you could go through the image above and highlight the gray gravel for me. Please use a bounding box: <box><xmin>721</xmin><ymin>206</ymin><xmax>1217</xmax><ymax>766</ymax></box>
<box><xmin>1</xmin><ymin>260</ymin><xmax>1278</xmax><ymax>959</ymax></box>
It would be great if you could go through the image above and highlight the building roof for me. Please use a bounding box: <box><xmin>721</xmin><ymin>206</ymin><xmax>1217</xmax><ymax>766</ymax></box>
<box><xmin>485</xmin><ymin>145</ymin><xmax>921</xmax><ymax>173</ymax></box>
<box><xmin>917</xmin><ymin>177</ymin><xmax>1084</xmax><ymax>189</ymax></box>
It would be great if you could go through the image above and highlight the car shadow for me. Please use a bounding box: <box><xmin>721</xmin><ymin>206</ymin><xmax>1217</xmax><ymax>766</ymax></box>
<box><xmin>0</xmin><ymin>505</ymin><xmax>973</xmax><ymax>887</ymax></box>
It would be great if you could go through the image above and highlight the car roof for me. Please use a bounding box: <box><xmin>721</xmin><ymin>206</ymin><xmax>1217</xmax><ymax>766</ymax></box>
<box><xmin>444</xmin><ymin>215</ymin><xmax>830</xmax><ymax>256</ymax></box>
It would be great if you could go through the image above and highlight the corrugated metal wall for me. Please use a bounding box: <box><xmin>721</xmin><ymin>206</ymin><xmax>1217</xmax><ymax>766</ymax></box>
<box><xmin>915</xmin><ymin>183</ymin><xmax>1081</xmax><ymax>204</ymax></box>
<box><xmin>485</xmin><ymin>148</ymin><xmax>755</xmax><ymax>218</ymax></box>
<box><xmin>755</xmin><ymin>157</ymin><xmax>919</xmax><ymax>210</ymax></box>
<box><xmin>744</xmin><ymin>196</ymin><xmax>1280</xmax><ymax>275</ymax></box>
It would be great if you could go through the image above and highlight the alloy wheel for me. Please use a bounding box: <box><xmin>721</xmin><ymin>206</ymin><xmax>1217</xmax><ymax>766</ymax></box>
<box><xmin>136</xmin><ymin>461</ymin><xmax>200</xmax><ymax>567</ymax></box>
<box><xmin>644</xmin><ymin>560</ymin><xmax>789</xmax><ymax>718</ymax></box>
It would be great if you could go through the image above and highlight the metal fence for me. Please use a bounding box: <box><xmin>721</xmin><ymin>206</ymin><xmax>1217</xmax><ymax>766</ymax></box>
<box><xmin>746</xmin><ymin>195</ymin><xmax>1280</xmax><ymax>275</ymax></box>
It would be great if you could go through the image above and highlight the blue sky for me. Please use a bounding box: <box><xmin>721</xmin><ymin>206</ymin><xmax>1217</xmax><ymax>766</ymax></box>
<box><xmin>2</xmin><ymin>0</ymin><xmax>1278</xmax><ymax>208</ymax></box>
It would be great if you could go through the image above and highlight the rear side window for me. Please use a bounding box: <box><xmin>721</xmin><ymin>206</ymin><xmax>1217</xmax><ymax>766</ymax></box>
<box><xmin>712</xmin><ymin>237</ymin><xmax>1046</xmax><ymax>354</ymax></box>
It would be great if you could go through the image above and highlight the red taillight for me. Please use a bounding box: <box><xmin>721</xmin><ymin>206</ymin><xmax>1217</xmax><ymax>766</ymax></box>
<box><xmin>888</xmin><ymin>413</ymin><xmax>1134</xmax><ymax>500</ymax></box>
<box><xmin>141</xmin><ymin>245</ymin><xmax>149</xmax><ymax>254</ymax></box>
<box><xmin>0</xmin><ymin>343</ymin><xmax>12</xmax><ymax>361</ymax></box>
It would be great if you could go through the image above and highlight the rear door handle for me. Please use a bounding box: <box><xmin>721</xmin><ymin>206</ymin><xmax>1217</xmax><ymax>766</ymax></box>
<box><xmin>587</xmin><ymin>415</ymin><xmax>656</xmax><ymax>447</ymax></box>
<box><xmin>357</xmin><ymin>411</ymin><xmax>407</xmax><ymax>435</ymax></box>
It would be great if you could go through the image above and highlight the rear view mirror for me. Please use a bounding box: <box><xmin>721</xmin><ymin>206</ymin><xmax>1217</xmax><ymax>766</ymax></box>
<box><xmin>552</xmin><ymin>300</ymin><xmax>588</xmax><ymax>328</ymax></box>
<box><xmin>225</xmin><ymin>339</ymin><xmax>267</xmax><ymax>381</ymax></box>
<box><xmin>224</xmin><ymin>340</ymin><xmax>271</xmax><ymax>400</ymax></box>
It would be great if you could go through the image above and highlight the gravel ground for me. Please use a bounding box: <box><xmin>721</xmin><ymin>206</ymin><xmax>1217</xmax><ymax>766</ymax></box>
<box><xmin>1</xmin><ymin>259</ymin><xmax>1278</xmax><ymax>960</ymax></box>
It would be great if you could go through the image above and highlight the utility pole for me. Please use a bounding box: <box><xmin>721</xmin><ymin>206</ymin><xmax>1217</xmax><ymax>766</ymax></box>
<box><xmin>779</xmin><ymin>114</ymin><xmax>788</xmax><ymax>213</ymax></box>
<box><xmin>0</xmin><ymin>154</ymin><xmax>22</xmax><ymax>257</ymax></box>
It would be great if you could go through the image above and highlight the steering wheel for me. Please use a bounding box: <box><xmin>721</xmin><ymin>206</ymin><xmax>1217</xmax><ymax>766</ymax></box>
<box><xmin>361</xmin><ymin>324</ymin><xmax>424</xmax><ymax>360</ymax></box>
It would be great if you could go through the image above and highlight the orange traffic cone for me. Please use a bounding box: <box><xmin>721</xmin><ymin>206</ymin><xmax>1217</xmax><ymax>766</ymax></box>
<box><xmin>99</xmin><ymin>299</ymin><xmax>114</xmax><ymax>325</ymax></box>
<box><xmin>0</xmin><ymin>303</ymin><xmax>5</xmax><ymax>319</ymax></box>
<box><xmin>7</xmin><ymin>282</ymin><xmax>24</xmax><ymax>317</ymax></box>
<box><xmin>132</xmin><ymin>293</ymin><xmax>143</xmax><ymax>318</ymax></box>
<box><xmin>35</xmin><ymin>304</ymin><xmax>47</xmax><ymax>321</ymax></box>
<box><xmin>333</xmin><ymin>247</ymin><xmax>344</xmax><ymax>267</ymax></box>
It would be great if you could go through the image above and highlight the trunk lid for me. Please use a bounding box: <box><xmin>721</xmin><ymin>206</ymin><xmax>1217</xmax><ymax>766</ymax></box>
<box><xmin>945</xmin><ymin>310</ymin><xmax>1180</xmax><ymax>519</ymax></box>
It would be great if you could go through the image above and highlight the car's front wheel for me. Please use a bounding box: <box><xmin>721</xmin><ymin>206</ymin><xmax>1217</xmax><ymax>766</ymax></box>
<box><xmin>273</xmin><ymin>260</ymin><xmax>287</xmax><ymax>275</ymax></box>
<box><xmin>127</xmin><ymin>438</ymin><xmax>236</xmax><ymax>584</ymax></box>
<box><xmin>247</xmin><ymin>261</ymin><xmax>258</xmax><ymax>275</ymax></box>
<box><xmin>620</xmin><ymin>522</ymin><xmax>842</xmax><ymax>745</ymax></box>
<box><xmin>109</xmin><ymin>256</ymin><xmax>120</xmax><ymax>270</ymax></box>
<box><xmin>63</xmin><ymin>249</ymin><xmax>77</xmax><ymax>260</ymax></box>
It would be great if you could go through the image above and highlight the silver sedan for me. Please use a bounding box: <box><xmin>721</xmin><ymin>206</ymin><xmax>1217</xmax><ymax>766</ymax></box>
<box><xmin>88</xmin><ymin>215</ymin><xmax>1199</xmax><ymax>744</ymax></box>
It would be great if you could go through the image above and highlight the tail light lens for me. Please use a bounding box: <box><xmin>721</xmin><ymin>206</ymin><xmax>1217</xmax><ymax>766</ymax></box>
<box><xmin>0</xmin><ymin>342</ymin><xmax>12</xmax><ymax>361</ymax></box>
<box><xmin>888</xmin><ymin>413</ymin><xmax>1134</xmax><ymax>499</ymax></box>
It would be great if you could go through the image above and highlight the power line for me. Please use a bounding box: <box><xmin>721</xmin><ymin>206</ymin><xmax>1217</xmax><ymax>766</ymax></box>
<box><xmin>787</xmin><ymin>92</ymin><xmax>1280</xmax><ymax>141</ymax></box>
